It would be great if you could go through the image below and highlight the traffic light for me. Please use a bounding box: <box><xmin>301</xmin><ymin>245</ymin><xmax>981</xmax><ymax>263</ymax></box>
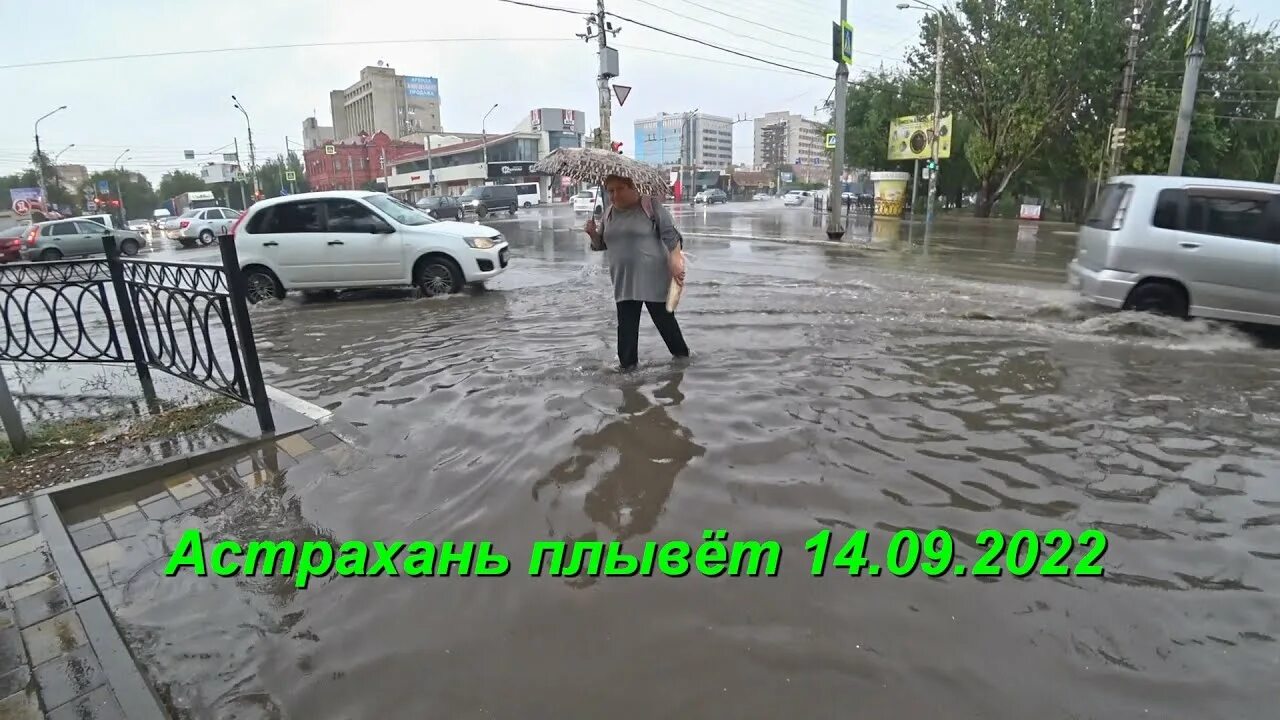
<box><xmin>109</xmin><ymin>199</ymin><xmax>120</xmax><ymax>208</ymax></box>
<box><xmin>610</xmin><ymin>141</ymin><xmax>623</xmax><ymax>154</ymax></box>
<box><xmin>1110</xmin><ymin>127</ymin><xmax>1127</xmax><ymax>150</ymax></box>
<box><xmin>926</xmin><ymin>159</ymin><xmax>937</xmax><ymax>171</ymax></box>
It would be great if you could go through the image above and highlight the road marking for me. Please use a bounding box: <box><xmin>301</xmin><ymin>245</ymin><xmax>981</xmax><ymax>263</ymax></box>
<box><xmin>265</xmin><ymin>385</ymin><xmax>333</xmax><ymax>423</ymax></box>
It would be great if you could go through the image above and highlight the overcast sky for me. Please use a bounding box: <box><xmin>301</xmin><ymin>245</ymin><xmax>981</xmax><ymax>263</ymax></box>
<box><xmin>1</xmin><ymin>0</ymin><xmax>1275</xmax><ymax>184</ymax></box>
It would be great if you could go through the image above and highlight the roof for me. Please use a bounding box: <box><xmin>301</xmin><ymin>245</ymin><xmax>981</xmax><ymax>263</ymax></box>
<box><xmin>246</xmin><ymin>189</ymin><xmax>378</xmax><ymax>212</ymax></box>
<box><xmin>394</xmin><ymin>132</ymin><xmax>536</xmax><ymax>165</ymax></box>
<box><xmin>1111</xmin><ymin>175</ymin><xmax>1280</xmax><ymax>192</ymax></box>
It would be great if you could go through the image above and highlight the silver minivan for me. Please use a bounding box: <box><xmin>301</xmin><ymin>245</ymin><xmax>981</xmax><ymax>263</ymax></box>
<box><xmin>1068</xmin><ymin>175</ymin><xmax>1280</xmax><ymax>326</ymax></box>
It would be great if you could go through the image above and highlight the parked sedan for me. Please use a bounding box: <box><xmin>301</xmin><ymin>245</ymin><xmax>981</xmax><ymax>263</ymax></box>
<box><xmin>694</xmin><ymin>189</ymin><xmax>728</xmax><ymax>204</ymax></box>
<box><xmin>232</xmin><ymin>190</ymin><xmax>510</xmax><ymax>302</ymax></box>
<box><xmin>17</xmin><ymin>218</ymin><xmax>147</xmax><ymax>261</ymax></box>
<box><xmin>415</xmin><ymin>195</ymin><xmax>465</xmax><ymax>221</ymax></box>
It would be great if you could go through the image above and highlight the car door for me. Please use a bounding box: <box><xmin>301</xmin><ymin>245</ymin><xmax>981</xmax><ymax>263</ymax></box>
<box><xmin>322</xmin><ymin>198</ymin><xmax>401</xmax><ymax>284</ymax></box>
<box><xmin>1172</xmin><ymin>187</ymin><xmax>1279</xmax><ymax>321</ymax></box>
<box><xmin>74</xmin><ymin>221</ymin><xmax>111</xmax><ymax>255</ymax></box>
<box><xmin>249</xmin><ymin>200</ymin><xmax>330</xmax><ymax>286</ymax></box>
<box><xmin>209</xmin><ymin>209</ymin><xmax>236</xmax><ymax>237</ymax></box>
<box><xmin>41</xmin><ymin>221</ymin><xmax>81</xmax><ymax>257</ymax></box>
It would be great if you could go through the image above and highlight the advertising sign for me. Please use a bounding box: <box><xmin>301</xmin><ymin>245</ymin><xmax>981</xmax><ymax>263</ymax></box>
<box><xmin>404</xmin><ymin>76</ymin><xmax>439</xmax><ymax>99</ymax></box>
<box><xmin>562</xmin><ymin>109</ymin><xmax>576</xmax><ymax>129</ymax></box>
<box><xmin>487</xmin><ymin>162</ymin><xmax>536</xmax><ymax>179</ymax></box>
<box><xmin>9</xmin><ymin>187</ymin><xmax>44</xmax><ymax>215</ymax></box>
<box><xmin>887</xmin><ymin>114</ymin><xmax>953</xmax><ymax>161</ymax></box>
<box><xmin>531</xmin><ymin>109</ymin><xmax>542</xmax><ymax>131</ymax></box>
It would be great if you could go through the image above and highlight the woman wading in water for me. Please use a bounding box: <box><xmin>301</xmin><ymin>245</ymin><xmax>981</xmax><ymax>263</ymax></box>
<box><xmin>584</xmin><ymin>175</ymin><xmax>689</xmax><ymax>371</ymax></box>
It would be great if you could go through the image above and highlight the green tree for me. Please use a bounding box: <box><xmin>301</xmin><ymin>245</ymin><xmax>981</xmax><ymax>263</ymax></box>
<box><xmin>915</xmin><ymin>0</ymin><xmax>1120</xmax><ymax>217</ymax></box>
<box><xmin>253</xmin><ymin>151</ymin><xmax>311</xmax><ymax>198</ymax></box>
<box><xmin>85</xmin><ymin>169</ymin><xmax>157</xmax><ymax>222</ymax></box>
<box><xmin>157</xmin><ymin>170</ymin><xmax>207</xmax><ymax>201</ymax></box>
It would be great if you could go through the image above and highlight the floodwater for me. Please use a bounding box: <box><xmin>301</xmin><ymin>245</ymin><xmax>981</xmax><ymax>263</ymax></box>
<box><xmin>114</xmin><ymin>204</ymin><xmax>1279</xmax><ymax>718</ymax></box>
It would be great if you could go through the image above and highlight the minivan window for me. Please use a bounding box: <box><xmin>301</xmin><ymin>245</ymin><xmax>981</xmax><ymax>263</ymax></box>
<box><xmin>1084</xmin><ymin>183</ymin><xmax>1132</xmax><ymax>230</ymax></box>
<box><xmin>1185</xmin><ymin>192</ymin><xmax>1272</xmax><ymax>242</ymax></box>
<box><xmin>1153</xmin><ymin>189</ymin><xmax>1183</xmax><ymax>230</ymax></box>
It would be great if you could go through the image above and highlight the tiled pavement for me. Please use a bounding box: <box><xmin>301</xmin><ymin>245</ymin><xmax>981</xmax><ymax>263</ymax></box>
<box><xmin>0</xmin><ymin>423</ymin><xmax>353</xmax><ymax>719</ymax></box>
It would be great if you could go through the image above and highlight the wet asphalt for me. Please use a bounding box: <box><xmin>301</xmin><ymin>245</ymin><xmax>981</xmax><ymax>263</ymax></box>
<box><xmin>71</xmin><ymin>202</ymin><xmax>1280</xmax><ymax>718</ymax></box>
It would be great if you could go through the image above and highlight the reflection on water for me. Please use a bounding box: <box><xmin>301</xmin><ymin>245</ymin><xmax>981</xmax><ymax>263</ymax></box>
<box><xmin>109</xmin><ymin>207</ymin><xmax>1280</xmax><ymax>719</ymax></box>
<box><xmin>536</xmin><ymin>373</ymin><xmax>705</xmax><ymax>544</ymax></box>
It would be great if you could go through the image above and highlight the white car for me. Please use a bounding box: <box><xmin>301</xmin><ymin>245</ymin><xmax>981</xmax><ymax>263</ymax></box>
<box><xmin>232</xmin><ymin>190</ymin><xmax>509</xmax><ymax>302</ymax></box>
<box><xmin>164</xmin><ymin>206</ymin><xmax>241</xmax><ymax>248</ymax></box>
<box><xmin>783</xmin><ymin>191</ymin><xmax>810</xmax><ymax>207</ymax></box>
<box><xmin>752</xmin><ymin>193</ymin><xmax>771</xmax><ymax>201</ymax></box>
<box><xmin>573</xmin><ymin>189</ymin><xmax>603</xmax><ymax>215</ymax></box>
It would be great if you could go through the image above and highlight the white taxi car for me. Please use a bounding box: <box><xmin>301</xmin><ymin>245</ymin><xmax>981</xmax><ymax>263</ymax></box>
<box><xmin>232</xmin><ymin>191</ymin><xmax>510</xmax><ymax>302</ymax></box>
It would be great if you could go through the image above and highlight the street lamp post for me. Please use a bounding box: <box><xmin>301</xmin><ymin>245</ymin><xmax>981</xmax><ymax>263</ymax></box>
<box><xmin>113</xmin><ymin>150</ymin><xmax>131</xmax><ymax>225</ymax></box>
<box><xmin>34</xmin><ymin>105</ymin><xmax>68</xmax><ymax>211</ymax></box>
<box><xmin>898</xmin><ymin>1</ymin><xmax>944</xmax><ymax>227</ymax></box>
<box><xmin>51</xmin><ymin>143</ymin><xmax>74</xmax><ymax>195</ymax></box>
<box><xmin>481</xmin><ymin>103</ymin><xmax>499</xmax><ymax>179</ymax></box>
<box><xmin>231</xmin><ymin>95</ymin><xmax>260</xmax><ymax>199</ymax></box>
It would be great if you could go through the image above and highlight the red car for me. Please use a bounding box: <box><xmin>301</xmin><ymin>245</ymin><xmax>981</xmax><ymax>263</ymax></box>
<box><xmin>0</xmin><ymin>225</ymin><xmax>26</xmax><ymax>263</ymax></box>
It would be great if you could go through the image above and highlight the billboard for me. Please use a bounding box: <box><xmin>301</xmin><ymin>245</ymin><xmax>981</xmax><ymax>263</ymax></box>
<box><xmin>9</xmin><ymin>187</ymin><xmax>44</xmax><ymax>216</ymax></box>
<box><xmin>887</xmin><ymin>113</ymin><xmax>953</xmax><ymax>161</ymax></box>
<box><xmin>405</xmin><ymin>76</ymin><xmax>439</xmax><ymax>99</ymax></box>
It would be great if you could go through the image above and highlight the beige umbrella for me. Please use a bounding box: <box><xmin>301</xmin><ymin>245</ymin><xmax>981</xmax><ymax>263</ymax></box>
<box><xmin>533</xmin><ymin>147</ymin><xmax>670</xmax><ymax>196</ymax></box>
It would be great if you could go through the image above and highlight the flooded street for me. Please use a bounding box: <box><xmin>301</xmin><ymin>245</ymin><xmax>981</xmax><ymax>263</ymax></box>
<box><xmin>117</xmin><ymin>203</ymin><xmax>1279</xmax><ymax>719</ymax></box>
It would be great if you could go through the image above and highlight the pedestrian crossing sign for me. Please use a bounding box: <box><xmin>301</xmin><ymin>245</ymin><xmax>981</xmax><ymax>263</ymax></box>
<box><xmin>825</xmin><ymin>132</ymin><xmax>838</xmax><ymax>149</ymax></box>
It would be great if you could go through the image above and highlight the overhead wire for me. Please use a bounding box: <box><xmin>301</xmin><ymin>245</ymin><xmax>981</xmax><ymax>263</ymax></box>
<box><xmin>625</xmin><ymin>0</ymin><xmax>833</xmax><ymax>66</ymax></box>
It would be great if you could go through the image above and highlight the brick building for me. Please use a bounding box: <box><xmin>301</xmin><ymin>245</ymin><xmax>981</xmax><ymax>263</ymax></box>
<box><xmin>303</xmin><ymin>131</ymin><xmax>422</xmax><ymax>191</ymax></box>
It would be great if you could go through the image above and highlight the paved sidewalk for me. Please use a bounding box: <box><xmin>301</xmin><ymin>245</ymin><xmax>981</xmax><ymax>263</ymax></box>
<box><xmin>0</xmin><ymin>419</ymin><xmax>355</xmax><ymax>719</ymax></box>
<box><xmin>0</xmin><ymin>495</ymin><xmax>155</xmax><ymax>719</ymax></box>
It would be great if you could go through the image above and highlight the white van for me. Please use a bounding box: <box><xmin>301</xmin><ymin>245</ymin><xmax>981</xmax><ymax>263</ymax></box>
<box><xmin>511</xmin><ymin>182</ymin><xmax>541</xmax><ymax>208</ymax></box>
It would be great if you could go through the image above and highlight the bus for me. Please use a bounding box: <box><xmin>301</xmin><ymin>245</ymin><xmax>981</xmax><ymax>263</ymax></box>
<box><xmin>509</xmin><ymin>182</ymin><xmax>541</xmax><ymax>208</ymax></box>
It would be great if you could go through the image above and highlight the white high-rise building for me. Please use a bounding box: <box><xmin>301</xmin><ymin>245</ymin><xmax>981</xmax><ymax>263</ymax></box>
<box><xmin>752</xmin><ymin>111</ymin><xmax>829</xmax><ymax>183</ymax></box>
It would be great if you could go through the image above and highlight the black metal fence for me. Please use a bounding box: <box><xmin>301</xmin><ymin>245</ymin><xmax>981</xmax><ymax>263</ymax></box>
<box><xmin>0</xmin><ymin>235</ymin><xmax>273</xmax><ymax>450</ymax></box>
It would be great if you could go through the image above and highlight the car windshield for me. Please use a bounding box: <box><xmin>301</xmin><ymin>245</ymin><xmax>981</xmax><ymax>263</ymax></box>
<box><xmin>365</xmin><ymin>194</ymin><xmax>436</xmax><ymax>226</ymax></box>
<box><xmin>575</xmin><ymin>193</ymin><xmax>593</xmax><ymax>199</ymax></box>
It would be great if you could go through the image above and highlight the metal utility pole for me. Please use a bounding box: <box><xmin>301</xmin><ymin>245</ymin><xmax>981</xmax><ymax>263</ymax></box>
<box><xmin>34</xmin><ymin>105</ymin><xmax>67</xmax><ymax>212</ymax></box>
<box><xmin>232</xmin><ymin>95</ymin><xmax>260</xmax><ymax>199</ymax></box>
<box><xmin>926</xmin><ymin>5</ymin><xmax>943</xmax><ymax>226</ymax></box>
<box><xmin>426</xmin><ymin>134</ymin><xmax>436</xmax><ymax>195</ymax></box>
<box><xmin>1274</xmin><ymin>96</ymin><xmax>1280</xmax><ymax>184</ymax></box>
<box><xmin>1110</xmin><ymin>0</ymin><xmax>1143</xmax><ymax>175</ymax></box>
<box><xmin>285</xmin><ymin>136</ymin><xmax>297</xmax><ymax>193</ymax></box>
<box><xmin>482</xmin><ymin>103</ymin><xmax>498</xmax><ymax>176</ymax></box>
<box><xmin>681</xmin><ymin>109</ymin><xmax>698</xmax><ymax>204</ymax></box>
<box><xmin>112</xmin><ymin>150</ymin><xmax>130</xmax><ymax>226</ymax></box>
<box><xmin>578</xmin><ymin>0</ymin><xmax>620</xmax><ymax>149</ymax></box>
<box><xmin>234</xmin><ymin>138</ymin><xmax>248</xmax><ymax>209</ymax></box>
<box><xmin>1168</xmin><ymin>0</ymin><xmax>1211</xmax><ymax>175</ymax></box>
<box><xmin>826</xmin><ymin>1</ymin><xmax>851</xmax><ymax>239</ymax></box>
